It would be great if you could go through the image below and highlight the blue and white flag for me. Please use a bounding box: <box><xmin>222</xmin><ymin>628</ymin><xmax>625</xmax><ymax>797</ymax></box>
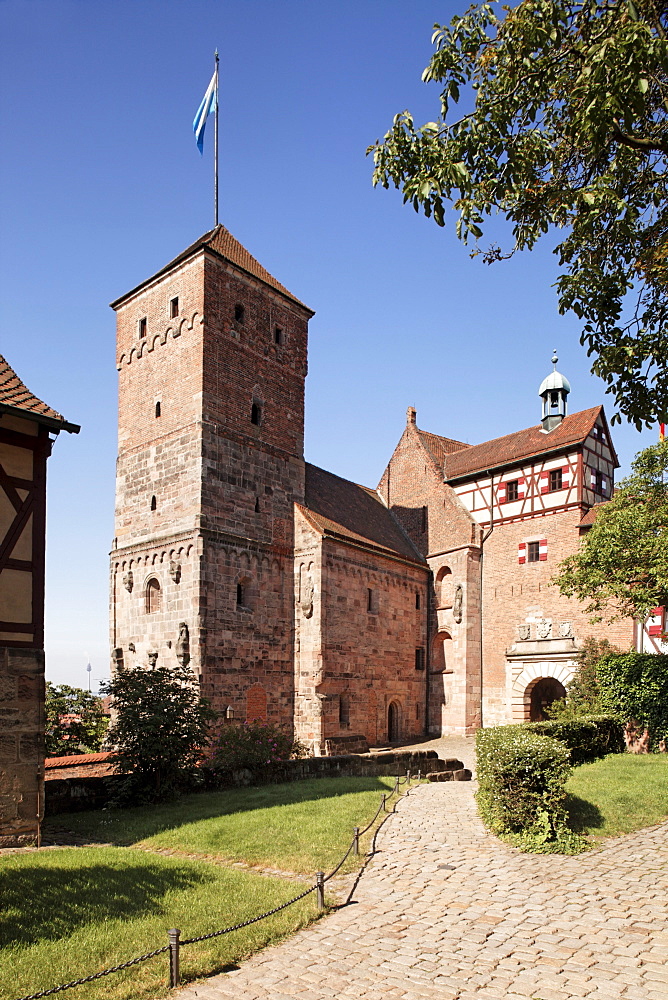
<box><xmin>193</xmin><ymin>70</ymin><xmax>217</xmax><ymax>154</ymax></box>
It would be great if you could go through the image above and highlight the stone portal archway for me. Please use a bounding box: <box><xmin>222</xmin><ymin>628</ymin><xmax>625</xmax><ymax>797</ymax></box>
<box><xmin>528</xmin><ymin>677</ymin><xmax>566</xmax><ymax>721</ymax></box>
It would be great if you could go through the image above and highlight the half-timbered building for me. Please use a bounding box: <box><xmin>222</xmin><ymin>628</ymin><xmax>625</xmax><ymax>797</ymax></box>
<box><xmin>0</xmin><ymin>355</ymin><xmax>78</xmax><ymax>846</ymax></box>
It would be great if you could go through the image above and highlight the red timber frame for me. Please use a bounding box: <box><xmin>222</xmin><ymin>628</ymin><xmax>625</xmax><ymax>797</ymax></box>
<box><xmin>0</xmin><ymin>422</ymin><xmax>51</xmax><ymax>649</ymax></box>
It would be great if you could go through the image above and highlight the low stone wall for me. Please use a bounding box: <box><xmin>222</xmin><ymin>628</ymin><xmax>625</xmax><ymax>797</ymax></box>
<box><xmin>44</xmin><ymin>749</ymin><xmax>463</xmax><ymax>815</ymax></box>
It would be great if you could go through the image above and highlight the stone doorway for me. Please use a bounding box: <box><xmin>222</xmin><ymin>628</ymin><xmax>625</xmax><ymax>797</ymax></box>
<box><xmin>388</xmin><ymin>701</ymin><xmax>400</xmax><ymax>741</ymax></box>
<box><xmin>528</xmin><ymin>677</ymin><xmax>566</xmax><ymax>721</ymax></box>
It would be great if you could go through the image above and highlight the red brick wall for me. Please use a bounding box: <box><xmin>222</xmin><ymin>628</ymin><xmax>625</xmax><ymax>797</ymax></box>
<box><xmin>481</xmin><ymin>508</ymin><xmax>635</xmax><ymax>724</ymax></box>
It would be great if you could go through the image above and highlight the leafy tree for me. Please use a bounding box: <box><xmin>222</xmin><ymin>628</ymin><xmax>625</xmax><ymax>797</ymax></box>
<box><xmin>102</xmin><ymin>662</ymin><xmax>216</xmax><ymax>803</ymax></box>
<box><xmin>45</xmin><ymin>683</ymin><xmax>108</xmax><ymax>757</ymax></box>
<box><xmin>555</xmin><ymin>441</ymin><xmax>668</xmax><ymax>619</ymax></box>
<box><xmin>547</xmin><ymin>637</ymin><xmax>621</xmax><ymax>718</ymax></box>
<box><xmin>369</xmin><ymin>0</ymin><xmax>668</xmax><ymax>427</ymax></box>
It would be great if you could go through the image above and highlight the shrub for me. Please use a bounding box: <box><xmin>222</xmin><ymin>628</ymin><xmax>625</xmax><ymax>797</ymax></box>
<box><xmin>102</xmin><ymin>663</ymin><xmax>216</xmax><ymax>803</ymax></box>
<box><xmin>476</xmin><ymin>726</ymin><xmax>572</xmax><ymax>847</ymax></box>
<box><xmin>522</xmin><ymin>715</ymin><xmax>624</xmax><ymax>766</ymax></box>
<box><xmin>207</xmin><ymin>721</ymin><xmax>309</xmax><ymax>782</ymax></box>
<box><xmin>598</xmin><ymin>653</ymin><xmax>668</xmax><ymax>750</ymax></box>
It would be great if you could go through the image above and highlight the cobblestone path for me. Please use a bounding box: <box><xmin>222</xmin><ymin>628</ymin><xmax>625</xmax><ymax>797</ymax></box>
<box><xmin>178</xmin><ymin>771</ymin><xmax>668</xmax><ymax>1000</ymax></box>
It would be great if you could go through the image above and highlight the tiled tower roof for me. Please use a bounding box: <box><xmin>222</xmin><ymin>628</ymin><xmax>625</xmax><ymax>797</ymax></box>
<box><xmin>111</xmin><ymin>224</ymin><xmax>314</xmax><ymax>314</ymax></box>
<box><xmin>0</xmin><ymin>354</ymin><xmax>79</xmax><ymax>433</ymax></box>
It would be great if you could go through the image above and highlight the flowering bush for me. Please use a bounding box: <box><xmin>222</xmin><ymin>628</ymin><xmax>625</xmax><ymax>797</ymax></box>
<box><xmin>207</xmin><ymin>721</ymin><xmax>309</xmax><ymax>780</ymax></box>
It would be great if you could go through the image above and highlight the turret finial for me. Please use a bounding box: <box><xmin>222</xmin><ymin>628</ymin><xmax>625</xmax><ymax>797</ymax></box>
<box><xmin>552</xmin><ymin>350</ymin><xmax>558</xmax><ymax>368</ymax></box>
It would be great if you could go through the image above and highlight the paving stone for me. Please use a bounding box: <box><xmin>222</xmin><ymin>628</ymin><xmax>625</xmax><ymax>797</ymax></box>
<box><xmin>175</xmin><ymin>742</ymin><xmax>667</xmax><ymax>1000</ymax></box>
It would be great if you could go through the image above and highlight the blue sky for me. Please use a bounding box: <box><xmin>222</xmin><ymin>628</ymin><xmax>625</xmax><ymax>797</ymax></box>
<box><xmin>0</xmin><ymin>1</ymin><xmax>657</xmax><ymax>691</ymax></box>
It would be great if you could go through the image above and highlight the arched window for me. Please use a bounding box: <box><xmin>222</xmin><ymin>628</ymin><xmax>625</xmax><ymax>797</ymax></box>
<box><xmin>146</xmin><ymin>578</ymin><xmax>161</xmax><ymax>614</ymax></box>
<box><xmin>150</xmin><ymin>495</ymin><xmax>157</xmax><ymax>511</ymax></box>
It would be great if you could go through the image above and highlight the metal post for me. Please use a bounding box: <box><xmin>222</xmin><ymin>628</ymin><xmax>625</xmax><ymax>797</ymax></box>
<box><xmin>381</xmin><ymin>793</ymin><xmax>387</xmax><ymax>812</ymax></box>
<box><xmin>353</xmin><ymin>826</ymin><xmax>360</xmax><ymax>856</ymax></box>
<box><xmin>406</xmin><ymin>768</ymin><xmax>411</xmax><ymax>784</ymax></box>
<box><xmin>316</xmin><ymin>872</ymin><xmax>325</xmax><ymax>911</ymax></box>
<box><xmin>168</xmin><ymin>928</ymin><xmax>181</xmax><ymax>988</ymax></box>
<box><xmin>417</xmin><ymin>769</ymin><xmax>421</xmax><ymax>783</ymax></box>
<box><xmin>213</xmin><ymin>50</ymin><xmax>219</xmax><ymax>227</ymax></box>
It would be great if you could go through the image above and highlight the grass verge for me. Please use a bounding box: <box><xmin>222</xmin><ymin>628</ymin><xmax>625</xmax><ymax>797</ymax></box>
<box><xmin>0</xmin><ymin>846</ymin><xmax>316</xmax><ymax>1000</ymax></box>
<box><xmin>565</xmin><ymin>753</ymin><xmax>668</xmax><ymax>839</ymax></box>
<box><xmin>44</xmin><ymin>776</ymin><xmax>397</xmax><ymax>874</ymax></box>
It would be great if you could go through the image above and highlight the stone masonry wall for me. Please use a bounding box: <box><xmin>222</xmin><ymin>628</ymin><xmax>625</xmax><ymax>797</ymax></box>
<box><xmin>378</xmin><ymin>419</ymin><xmax>483</xmax><ymax>736</ymax></box>
<box><xmin>0</xmin><ymin>647</ymin><xmax>44</xmax><ymax>847</ymax></box>
<box><xmin>318</xmin><ymin>538</ymin><xmax>429</xmax><ymax>749</ymax></box>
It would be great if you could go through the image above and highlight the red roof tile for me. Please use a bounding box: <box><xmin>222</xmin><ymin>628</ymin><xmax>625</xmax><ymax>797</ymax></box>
<box><xmin>44</xmin><ymin>751</ymin><xmax>115</xmax><ymax>769</ymax></box>
<box><xmin>579</xmin><ymin>502</ymin><xmax>608</xmax><ymax>527</ymax></box>
<box><xmin>443</xmin><ymin>407</ymin><xmax>606</xmax><ymax>480</ymax></box>
<box><xmin>111</xmin><ymin>225</ymin><xmax>313</xmax><ymax>314</ymax></box>
<box><xmin>0</xmin><ymin>355</ymin><xmax>79</xmax><ymax>433</ymax></box>
<box><xmin>417</xmin><ymin>429</ymin><xmax>470</xmax><ymax>471</ymax></box>
<box><xmin>302</xmin><ymin>463</ymin><xmax>425</xmax><ymax>565</ymax></box>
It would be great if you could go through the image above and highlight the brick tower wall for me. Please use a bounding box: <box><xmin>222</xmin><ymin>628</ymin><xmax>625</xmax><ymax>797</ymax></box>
<box><xmin>111</xmin><ymin>256</ymin><xmax>206</xmax><ymax>677</ymax></box>
<box><xmin>194</xmin><ymin>255</ymin><xmax>311</xmax><ymax>728</ymax></box>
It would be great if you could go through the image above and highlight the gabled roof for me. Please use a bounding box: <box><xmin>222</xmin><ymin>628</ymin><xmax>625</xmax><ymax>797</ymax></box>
<box><xmin>301</xmin><ymin>463</ymin><xmax>425</xmax><ymax>565</ymax></box>
<box><xmin>416</xmin><ymin>429</ymin><xmax>469</xmax><ymax>471</ymax></box>
<box><xmin>110</xmin><ymin>224</ymin><xmax>314</xmax><ymax>314</ymax></box>
<box><xmin>443</xmin><ymin>406</ymin><xmax>609</xmax><ymax>481</ymax></box>
<box><xmin>0</xmin><ymin>355</ymin><xmax>79</xmax><ymax>434</ymax></box>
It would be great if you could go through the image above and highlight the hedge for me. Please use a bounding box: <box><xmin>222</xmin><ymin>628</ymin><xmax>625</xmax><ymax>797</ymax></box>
<box><xmin>476</xmin><ymin>727</ymin><xmax>571</xmax><ymax>840</ymax></box>
<box><xmin>598</xmin><ymin>653</ymin><xmax>668</xmax><ymax>750</ymax></box>
<box><xmin>522</xmin><ymin>715</ymin><xmax>624</xmax><ymax>765</ymax></box>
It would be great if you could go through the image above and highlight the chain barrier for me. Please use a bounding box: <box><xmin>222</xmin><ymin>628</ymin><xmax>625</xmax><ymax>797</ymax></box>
<box><xmin>10</xmin><ymin>770</ymin><xmax>421</xmax><ymax>999</ymax></box>
<box><xmin>10</xmin><ymin>945</ymin><xmax>170</xmax><ymax>1000</ymax></box>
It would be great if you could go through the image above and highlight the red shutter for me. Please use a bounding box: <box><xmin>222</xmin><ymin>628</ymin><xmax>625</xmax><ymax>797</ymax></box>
<box><xmin>562</xmin><ymin>466</ymin><xmax>571</xmax><ymax>487</ymax></box>
<box><xmin>539</xmin><ymin>538</ymin><xmax>548</xmax><ymax>561</ymax></box>
<box><xmin>540</xmin><ymin>473</ymin><xmax>549</xmax><ymax>494</ymax></box>
<box><xmin>518</xmin><ymin>477</ymin><xmax>526</xmax><ymax>499</ymax></box>
<box><xmin>648</xmin><ymin>607</ymin><xmax>665</xmax><ymax>637</ymax></box>
<box><xmin>518</xmin><ymin>542</ymin><xmax>526</xmax><ymax>564</ymax></box>
<box><xmin>498</xmin><ymin>482</ymin><xmax>507</xmax><ymax>504</ymax></box>
<box><xmin>590</xmin><ymin>468</ymin><xmax>596</xmax><ymax>489</ymax></box>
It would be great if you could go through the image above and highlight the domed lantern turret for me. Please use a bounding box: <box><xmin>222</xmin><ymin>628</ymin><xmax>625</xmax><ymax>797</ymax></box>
<box><xmin>539</xmin><ymin>351</ymin><xmax>571</xmax><ymax>431</ymax></box>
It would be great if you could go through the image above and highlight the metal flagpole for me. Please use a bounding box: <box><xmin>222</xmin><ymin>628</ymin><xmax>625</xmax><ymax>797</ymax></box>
<box><xmin>214</xmin><ymin>50</ymin><xmax>219</xmax><ymax>227</ymax></box>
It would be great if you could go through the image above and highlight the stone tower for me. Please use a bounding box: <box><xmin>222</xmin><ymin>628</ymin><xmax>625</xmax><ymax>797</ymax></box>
<box><xmin>110</xmin><ymin>226</ymin><xmax>314</xmax><ymax>726</ymax></box>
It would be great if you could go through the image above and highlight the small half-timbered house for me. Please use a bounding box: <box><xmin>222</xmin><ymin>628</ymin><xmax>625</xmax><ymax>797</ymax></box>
<box><xmin>0</xmin><ymin>355</ymin><xmax>78</xmax><ymax>846</ymax></box>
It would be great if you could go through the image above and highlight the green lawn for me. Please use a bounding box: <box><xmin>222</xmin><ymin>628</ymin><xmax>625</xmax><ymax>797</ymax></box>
<box><xmin>45</xmin><ymin>776</ymin><xmax>396</xmax><ymax>874</ymax></box>
<box><xmin>4</xmin><ymin>777</ymin><xmax>402</xmax><ymax>1000</ymax></box>
<box><xmin>566</xmin><ymin>754</ymin><xmax>668</xmax><ymax>839</ymax></box>
<box><xmin>0</xmin><ymin>847</ymin><xmax>315</xmax><ymax>1000</ymax></box>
